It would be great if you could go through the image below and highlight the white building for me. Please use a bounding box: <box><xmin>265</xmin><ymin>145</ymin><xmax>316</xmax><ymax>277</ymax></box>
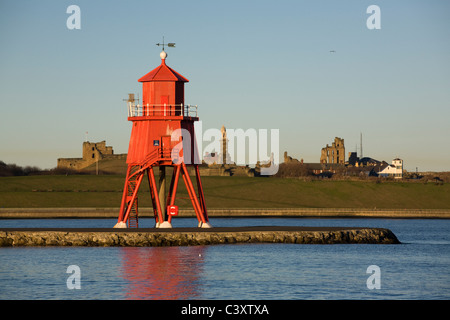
<box><xmin>378</xmin><ymin>158</ymin><xmax>403</xmax><ymax>179</ymax></box>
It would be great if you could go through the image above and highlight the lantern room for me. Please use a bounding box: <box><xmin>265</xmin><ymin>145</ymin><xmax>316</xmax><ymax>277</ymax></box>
<box><xmin>139</xmin><ymin>50</ymin><xmax>188</xmax><ymax>110</ymax></box>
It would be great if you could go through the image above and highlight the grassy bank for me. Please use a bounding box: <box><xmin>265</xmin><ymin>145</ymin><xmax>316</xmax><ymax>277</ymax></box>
<box><xmin>0</xmin><ymin>173</ymin><xmax>449</xmax><ymax>209</ymax></box>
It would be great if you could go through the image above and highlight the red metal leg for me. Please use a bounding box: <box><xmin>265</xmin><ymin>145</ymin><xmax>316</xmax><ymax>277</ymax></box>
<box><xmin>195</xmin><ymin>164</ymin><xmax>209</xmax><ymax>222</ymax></box>
<box><xmin>118</xmin><ymin>165</ymin><xmax>133</xmax><ymax>223</ymax></box>
<box><xmin>170</xmin><ymin>165</ymin><xmax>181</xmax><ymax>205</ymax></box>
<box><xmin>181</xmin><ymin>163</ymin><xmax>206</xmax><ymax>224</ymax></box>
<box><xmin>148</xmin><ymin>166</ymin><xmax>165</xmax><ymax>224</ymax></box>
<box><xmin>122</xmin><ymin>172</ymin><xmax>144</xmax><ymax>224</ymax></box>
<box><xmin>181</xmin><ymin>167</ymin><xmax>200</xmax><ymax>222</ymax></box>
<box><xmin>166</xmin><ymin>167</ymin><xmax>176</xmax><ymax>208</ymax></box>
<box><xmin>146</xmin><ymin>168</ymin><xmax>159</xmax><ymax>224</ymax></box>
<box><xmin>167</xmin><ymin>165</ymin><xmax>181</xmax><ymax>223</ymax></box>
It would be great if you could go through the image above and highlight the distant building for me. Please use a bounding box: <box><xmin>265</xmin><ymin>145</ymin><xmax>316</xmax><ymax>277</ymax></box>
<box><xmin>306</xmin><ymin>163</ymin><xmax>343</xmax><ymax>176</ymax></box>
<box><xmin>57</xmin><ymin>140</ymin><xmax>126</xmax><ymax>170</ymax></box>
<box><xmin>284</xmin><ymin>151</ymin><xmax>302</xmax><ymax>164</ymax></box>
<box><xmin>348</xmin><ymin>152</ymin><xmax>358</xmax><ymax>166</ymax></box>
<box><xmin>378</xmin><ymin>158</ymin><xmax>403</xmax><ymax>179</ymax></box>
<box><xmin>320</xmin><ymin>137</ymin><xmax>345</xmax><ymax>164</ymax></box>
<box><xmin>346</xmin><ymin>151</ymin><xmax>386</xmax><ymax>168</ymax></box>
<box><xmin>356</xmin><ymin>157</ymin><xmax>383</xmax><ymax>167</ymax></box>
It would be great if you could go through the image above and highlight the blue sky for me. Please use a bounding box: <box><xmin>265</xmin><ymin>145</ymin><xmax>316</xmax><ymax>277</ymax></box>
<box><xmin>1</xmin><ymin>0</ymin><xmax>449</xmax><ymax>171</ymax></box>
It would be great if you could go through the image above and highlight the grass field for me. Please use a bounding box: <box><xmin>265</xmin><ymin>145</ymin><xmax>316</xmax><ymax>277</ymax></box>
<box><xmin>1</xmin><ymin>173</ymin><xmax>449</xmax><ymax>209</ymax></box>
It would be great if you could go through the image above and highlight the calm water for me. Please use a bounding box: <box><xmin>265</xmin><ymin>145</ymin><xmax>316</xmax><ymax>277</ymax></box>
<box><xmin>0</xmin><ymin>218</ymin><xmax>449</xmax><ymax>300</ymax></box>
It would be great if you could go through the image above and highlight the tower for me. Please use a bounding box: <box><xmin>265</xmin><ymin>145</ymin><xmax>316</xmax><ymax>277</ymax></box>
<box><xmin>114</xmin><ymin>48</ymin><xmax>211</xmax><ymax>228</ymax></box>
<box><xmin>320</xmin><ymin>137</ymin><xmax>345</xmax><ymax>164</ymax></box>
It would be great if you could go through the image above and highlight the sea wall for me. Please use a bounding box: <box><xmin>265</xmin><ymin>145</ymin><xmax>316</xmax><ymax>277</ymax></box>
<box><xmin>1</xmin><ymin>207</ymin><xmax>449</xmax><ymax>219</ymax></box>
<box><xmin>0</xmin><ymin>227</ymin><xmax>400</xmax><ymax>247</ymax></box>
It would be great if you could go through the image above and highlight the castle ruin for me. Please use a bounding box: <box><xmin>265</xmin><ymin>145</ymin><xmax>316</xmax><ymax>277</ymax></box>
<box><xmin>320</xmin><ymin>137</ymin><xmax>345</xmax><ymax>164</ymax></box>
<box><xmin>57</xmin><ymin>141</ymin><xmax>126</xmax><ymax>170</ymax></box>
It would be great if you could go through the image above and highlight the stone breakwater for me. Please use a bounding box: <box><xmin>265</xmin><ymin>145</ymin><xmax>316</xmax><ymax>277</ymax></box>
<box><xmin>0</xmin><ymin>227</ymin><xmax>400</xmax><ymax>246</ymax></box>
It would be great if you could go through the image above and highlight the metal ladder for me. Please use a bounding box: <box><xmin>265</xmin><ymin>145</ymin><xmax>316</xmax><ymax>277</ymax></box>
<box><xmin>126</xmin><ymin>166</ymin><xmax>141</xmax><ymax>228</ymax></box>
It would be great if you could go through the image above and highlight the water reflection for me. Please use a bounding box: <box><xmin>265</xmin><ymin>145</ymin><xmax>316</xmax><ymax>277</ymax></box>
<box><xmin>119</xmin><ymin>246</ymin><xmax>206</xmax><ymax>299</ymax></box>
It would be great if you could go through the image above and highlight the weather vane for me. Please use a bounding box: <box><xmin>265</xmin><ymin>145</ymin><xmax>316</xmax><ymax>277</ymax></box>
<box><xmin>156</xmin><ymin>36</ymin><xmax>175</xmax><ymax>51</ymax></box>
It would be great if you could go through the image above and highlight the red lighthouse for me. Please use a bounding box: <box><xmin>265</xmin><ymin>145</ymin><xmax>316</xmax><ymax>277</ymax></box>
<box><xmin>114</xmin><ymin>48</ymin><xmax>211</xmax><ymax>228</ymax></box>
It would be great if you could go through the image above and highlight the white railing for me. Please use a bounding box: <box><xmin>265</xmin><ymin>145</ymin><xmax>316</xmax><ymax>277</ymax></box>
<box><xmin>127</xmin><ymin>103</ymin><xmax>198</xmax><ymax>118</ymax></box>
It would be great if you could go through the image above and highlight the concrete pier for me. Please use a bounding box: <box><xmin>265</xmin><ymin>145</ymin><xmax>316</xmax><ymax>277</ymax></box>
<box><xmin>0</xmin><ymin>226</ymin><xmax>400</xmax><ymax>246</ymax></box>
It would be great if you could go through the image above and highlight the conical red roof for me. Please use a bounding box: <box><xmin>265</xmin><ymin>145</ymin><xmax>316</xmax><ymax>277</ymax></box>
<box><xmin>138</xmin><ymin>58</ymin><xmax>189</xmax><ymax>82</ymax></box>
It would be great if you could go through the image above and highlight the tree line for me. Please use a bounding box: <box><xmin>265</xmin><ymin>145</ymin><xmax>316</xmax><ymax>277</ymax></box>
<box><xmin>0</xmin><ymin>161</ymin><xmax>85</xmax><ymax>177</ymax></box>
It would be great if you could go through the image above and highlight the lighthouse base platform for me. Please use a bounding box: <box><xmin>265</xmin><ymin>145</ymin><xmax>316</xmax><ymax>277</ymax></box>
<box><xmin>0</xmin><ymin>226</ymin><xmax>400</xmax><ymax>246</ymax></box>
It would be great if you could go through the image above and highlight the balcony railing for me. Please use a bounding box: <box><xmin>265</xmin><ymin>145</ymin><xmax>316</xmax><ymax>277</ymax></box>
<box><xmin>127</xmin><ymin>102</ymin><xmax>198</xmax><ymax>118</ymax></box>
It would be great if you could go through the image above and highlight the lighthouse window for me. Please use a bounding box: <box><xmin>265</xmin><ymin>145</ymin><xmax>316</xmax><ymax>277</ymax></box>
<box><xmin>153</xmin><ymin>140</ymin><xmax>160</xmax><ymax>146</ymax></box>
<box><xmin>92</xmin><ymin>153</ymin><xmax>95</xmax><ymax>158</ymax></box>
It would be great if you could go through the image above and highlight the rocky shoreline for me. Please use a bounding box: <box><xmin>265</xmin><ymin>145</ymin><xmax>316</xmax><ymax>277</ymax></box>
<box><xmin>0</xmin><ymin>227</ymin><xmax>400</xmax><ymax>246</ymax></box>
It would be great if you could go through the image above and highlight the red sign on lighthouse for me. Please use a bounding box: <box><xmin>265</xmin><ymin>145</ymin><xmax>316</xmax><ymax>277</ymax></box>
<box><xmin>114</xmin><ymin>45</ymin><xmax>211</xmax><ymax>228</ymax></box>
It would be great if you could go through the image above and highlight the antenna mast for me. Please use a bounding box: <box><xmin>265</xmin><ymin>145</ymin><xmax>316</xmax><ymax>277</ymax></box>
<box><xmin>360</xmin><ymin>132</ymin><xmax>363</xmax><ymax>158</ymax></box>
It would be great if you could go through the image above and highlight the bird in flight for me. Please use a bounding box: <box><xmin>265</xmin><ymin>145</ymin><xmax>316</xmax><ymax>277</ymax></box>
<box><xmin>330</xmin><ymin>50</ymin><xmax>336</xmax><ymax>53</ymax></box>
